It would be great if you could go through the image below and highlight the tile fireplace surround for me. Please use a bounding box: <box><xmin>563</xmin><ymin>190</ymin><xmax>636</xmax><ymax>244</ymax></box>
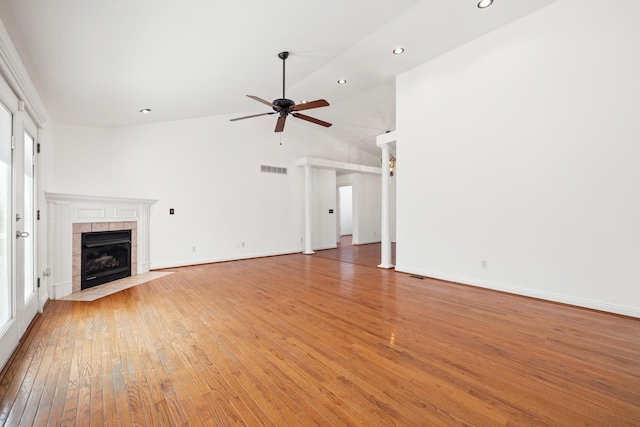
<box><xmin>45</xmin><ymin>193</ymin><xmax>157</xmax><ymax>299</ymax></box>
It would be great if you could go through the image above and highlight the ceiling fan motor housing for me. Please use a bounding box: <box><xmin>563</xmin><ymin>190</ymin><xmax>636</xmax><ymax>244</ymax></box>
<box><xmin>273</xmin><ymin>98</ymin><xmax>295</xmax><ymax>115</ymax></box>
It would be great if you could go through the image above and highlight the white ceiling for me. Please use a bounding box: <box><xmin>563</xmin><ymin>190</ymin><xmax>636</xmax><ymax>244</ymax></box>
<box><xmin>0</xmin><ymin>0</ymin><xmax>557</xmax><ymax>155</ymax></box>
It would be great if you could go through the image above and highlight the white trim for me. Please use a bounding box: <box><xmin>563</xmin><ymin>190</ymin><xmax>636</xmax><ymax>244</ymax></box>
<box><xmin>0</xmin><ymin>19</ymin><xmax>48</xmax><ymax>125</ymax></box>
<box><xmin>45</xmin><ymin>193</ymin><xmax>157</xmax><ymax>298</ymax></box>
<box><xmin>355</xmin><ymin>239</ymin><xmax>381</xmax><ymax>245</ymax></box>
<box><xmin>296</xmin><ymin>157</ymin><xmax>382</xmax><ymax>175</ymax></box>
<box><xmin>376</xmin><ymin>130</ymin><xmax>397</xmax><ymax>147</ymax></box>
<box><xmin>395</xmin><ymin>265</ymin><xmax>640</xmax><ymax>319</ymax></box>
<box><xmin>151</xmin><ymin>248</ymin><xmax>304</xmax><ymax>270</ymax></box>
<box><xmin>52</xmin><ymin>280</ymin><xmax>72</xmax><ymax>300</ymax></box>
<box><xmin>45</xmin><ymin>192</ymin><xmax>157</xmax><ymax>206</ymax></box>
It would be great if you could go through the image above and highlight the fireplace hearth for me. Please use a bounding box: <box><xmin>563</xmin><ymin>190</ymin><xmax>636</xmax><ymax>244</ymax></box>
<box><xmin>81</xmin><ymin>230</ymin><xmax>132</xmax><ymax>290</ymax></box>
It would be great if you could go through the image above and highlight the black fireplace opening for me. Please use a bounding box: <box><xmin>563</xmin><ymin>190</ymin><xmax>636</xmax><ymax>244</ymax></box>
<box><xmin>81</xmin><ymin>230</ymin><xmax>132</xmax><ymax>290</ymax></box>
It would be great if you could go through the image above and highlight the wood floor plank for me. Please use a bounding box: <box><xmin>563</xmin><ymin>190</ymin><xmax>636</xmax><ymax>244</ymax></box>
<box><xmin>135</xmin><ymin>374</ymin><xmax>161</xmax><ymax>427</ymax></box>
<box><xmin>1</xmin><ymin>241</ymin><xmax>639</xmax><ymax>426</ymax></box>
<box><xmin>46</xmin><ymin>310</ymin><xmax>78</xmax><ymax>426</ymax></box>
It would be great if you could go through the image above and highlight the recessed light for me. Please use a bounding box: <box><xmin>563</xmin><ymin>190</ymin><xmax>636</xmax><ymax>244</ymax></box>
<box><xmin>393</xmin><ymin>47</ymin><xmax>405</xmax><ymax>55</ymax></box>
<box><xmin>337</xmin><ymin>79</ymin><xmax>347</xmax><ymax>85</ymax></box>
<box><xmin>139</xmin><ymin>108</ymin><xmax>151</xmax><ymax>114</ymax></box>
<box><xmin>477</xmin><ymin>0</ymin><xmax>493</xmax><ymax>8</ymax></box>
<box><xmin>300</xmin><ymin>100</ymin><xmax>308</xmax><ymax>104</ymax></box>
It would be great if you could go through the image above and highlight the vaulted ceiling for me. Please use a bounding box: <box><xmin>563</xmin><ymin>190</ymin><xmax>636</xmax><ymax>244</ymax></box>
<box><xmin>0</xmin><ymin>0</ymin><xmax>557</xmax><ymax>155</ymax></box>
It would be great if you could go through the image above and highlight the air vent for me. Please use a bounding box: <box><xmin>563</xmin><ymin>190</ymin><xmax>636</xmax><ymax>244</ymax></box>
<box><xmin>261</xmin><ymin>165</ymin><xmax>287</xmax><ymax>175</ymax></box>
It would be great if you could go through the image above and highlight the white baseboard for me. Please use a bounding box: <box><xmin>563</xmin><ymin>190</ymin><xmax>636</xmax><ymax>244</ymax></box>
<box><xmin>150</xmin><ymin>248</ymin><xmax>304</xmax><ymax>270</ymax></box>
<box><xmin>52</xmin><ymin>281</ymin><xmax>72</xmax><ymax>299</ymax></box>
<box><xmin>39</xmin><ymin>292</ymin><xmax>49</xmax><ymax>311</ymax></box>
<box><xmin>354</xmin><ymin>239</ymin><xmax>381</xmax><ymax>245</ymax></box>
<box><xmin>313</xmin><ymin>244</ymin><xmax>338</xmax><ymax>251</ymax></box>
<box><xmin>395</xmin><ymin>264</ymin><xmax>640</xmax><ymax>319</ymax></box>
<box><xmin>138</xmin><ymin>262</ymin><xmax>151</xmax><ymax>274</ymax></box>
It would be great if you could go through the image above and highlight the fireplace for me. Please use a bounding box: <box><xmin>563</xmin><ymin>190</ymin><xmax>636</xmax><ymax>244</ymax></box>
<box><xmin>81</xmin><ymin>230</ymin><xmax>132</xmax><ymax>290</ymax></box>
<box><xmin>45</xmin><ymin>193</ymin><xmax>156</xmax><ymax>299</ymax></box>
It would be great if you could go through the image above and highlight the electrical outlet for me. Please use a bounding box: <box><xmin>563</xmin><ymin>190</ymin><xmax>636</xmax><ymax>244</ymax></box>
<box><xmin>481</xmin><ymin>259</ymin><xmax>488</xmax><ymax>269</ymax></box>
<box><xmin>192</xmin><ymin>246</ymin><xmax>196</xmax><ymax>252</ymax></box>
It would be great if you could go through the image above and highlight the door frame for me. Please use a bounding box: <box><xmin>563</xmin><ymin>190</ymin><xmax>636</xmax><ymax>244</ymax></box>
<box><xmin>0</xmin><ymin>78</ymin><xmax>41</xmax><ymax>370</ymax></box>
<box><xmin>15</xmin><ymin>111</ymin><xmax>39</xmax><ymax>335</ymax></box>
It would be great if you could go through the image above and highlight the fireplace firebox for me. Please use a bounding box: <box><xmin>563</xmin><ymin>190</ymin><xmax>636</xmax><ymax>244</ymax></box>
<box><xmin>81</xmin><ymin>230</ymin><xmax>132</xmax><ymax>290</ymax></box>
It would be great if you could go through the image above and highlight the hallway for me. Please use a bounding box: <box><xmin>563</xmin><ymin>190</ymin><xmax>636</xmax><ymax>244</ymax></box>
<box><xmin>313</xmin><ymin>235</ymin><xmax>396</xmax><ymax>268</ymax></box>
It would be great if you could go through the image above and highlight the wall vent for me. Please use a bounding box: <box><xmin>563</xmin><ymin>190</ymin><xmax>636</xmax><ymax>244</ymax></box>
<box><xmin>261</xmin><ymin>165</ymin><xmax>287</xmax><ymax>175</ymax></box>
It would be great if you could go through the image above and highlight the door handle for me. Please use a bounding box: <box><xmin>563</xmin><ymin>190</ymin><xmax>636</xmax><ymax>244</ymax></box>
<box><xmin>16</xmin><ymin>231</ymin><xmax>29</xmax><ymax>239</ymax></box>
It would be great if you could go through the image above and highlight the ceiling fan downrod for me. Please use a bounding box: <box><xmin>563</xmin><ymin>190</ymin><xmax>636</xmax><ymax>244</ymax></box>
<box><xmin>278</xmin><ymin>51</ymin><xmax>289</xmax><ymax>100</ymax></box>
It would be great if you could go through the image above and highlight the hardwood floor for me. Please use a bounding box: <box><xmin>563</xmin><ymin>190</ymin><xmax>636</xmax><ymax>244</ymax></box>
<box><xmin>1</xmin><ymin>246</ymin><xmax>639</xmax><ymax>426</ymax></box>
<box><xmin>314</xmin><ymin>235</ymin><xmax>395</xmax><ymax>268</ymax></box>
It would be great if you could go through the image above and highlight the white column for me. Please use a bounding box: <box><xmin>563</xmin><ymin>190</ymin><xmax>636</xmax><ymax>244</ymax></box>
<box><xmin>303</xmin><ymin>165</ymin><xmax>315</xmax><ymax>254</ymax></box>
<box><xmin>378</xmin><ymin>142</ymin><xmax>393</xmax><ymax>268</ymax></box>
<box><xmin>377</xmin><ymin>133</ymin><xmax>396</xmax><ymax>269</ymax></box>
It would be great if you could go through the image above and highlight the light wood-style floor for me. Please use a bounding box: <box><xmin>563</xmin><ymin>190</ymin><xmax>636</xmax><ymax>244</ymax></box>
<box><xmin>314</xmin><ymin>235</ymin><xmax>395</xmax><ymax>268</ymax></box>
<box><xmin>1</xmin><ymin>244</ymin><xmax>639</xmax><ymax>426</ymax></box>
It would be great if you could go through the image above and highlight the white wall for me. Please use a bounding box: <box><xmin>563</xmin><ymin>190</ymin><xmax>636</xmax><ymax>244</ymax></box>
<box><xmin>311</xmin><ymin>168</ymin><xmax>337</xmax><ymax>251</ymax></box>
<box><xmin>337</xmin><ymin>173</ymin><xmax>382</xmax><ymax>245</ymax></box>
<box><xmin>354</xmin><ymin>173</ymin><xmax>382</xmax><ymax>245</ymax></box>
<box><xmin>396</xmin><ymin>0</ymin><xmax>640</xmax><ymax>317</ymax></box>
<box><xmin>51</xmin><ymin>125</ymin><xmax>113</xmax><ymax>196</ymax></box>
<box><xmin>51</xmin><ymin>115</ymin><xmax>377</xmax><ymax>268</ymax></box>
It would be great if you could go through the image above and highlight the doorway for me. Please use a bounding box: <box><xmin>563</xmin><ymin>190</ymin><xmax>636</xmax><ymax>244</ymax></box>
<box><xmin>0</xmin><ymin>75</ymin><xmax>39</xmax><ymax>370</ymax></box>
<box><xmin>337</xmin><ymin>186</ymin><xmax>353</xmax><ymax>244</ymax></box>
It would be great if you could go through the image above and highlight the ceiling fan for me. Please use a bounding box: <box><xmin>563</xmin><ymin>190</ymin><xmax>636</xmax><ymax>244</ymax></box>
<box><xmin>230</xmin><ymin>51</ymin><xmax>332</xmax><ymax>132</ymax></box>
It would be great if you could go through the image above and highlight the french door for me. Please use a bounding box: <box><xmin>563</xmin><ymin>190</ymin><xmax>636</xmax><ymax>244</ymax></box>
<box><xmin>0</xmin><ymin>75</ymin><xmax>39</xmax><ymax>370</ymax></box>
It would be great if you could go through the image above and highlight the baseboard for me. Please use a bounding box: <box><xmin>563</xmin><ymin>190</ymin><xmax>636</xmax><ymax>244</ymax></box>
<box><xmin>52</xmin><ymin>281</ymin><xmax>72</xmax><ymax>299</ymax></box>
<box><xmin>395</xmin><ymin>264</ymin><xmax>640</xmax><ymax>319</ymax></box>
<box><xmin>150</xmin><ymin>248</ymin><xmax>304</xmax><ymax>270</ymax></box>
<box><xmin>313</xmin><ymin>244</ymin><xmax>338</xmax><ymax>251</ymax></box>
<box><xmin>138</xmin><ymin>262</ymin><xmax>151</xmax><ymax>274</ymax></box>
<box><xmin>353</xmin><ymin>239</ymin><xmax>381</xmax><ymax>245</ymax></box>
<box><xmin>39</xmin><ymin>291</ymin><xmax>49</xmax><ymax>311</ymax></box>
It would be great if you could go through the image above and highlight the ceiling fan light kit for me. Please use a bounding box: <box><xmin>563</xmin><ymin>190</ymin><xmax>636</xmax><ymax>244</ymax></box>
<box><xmin>230</xmin><ymin>51</ymin><xmax>332</xmax><ymax>133</ymax></box>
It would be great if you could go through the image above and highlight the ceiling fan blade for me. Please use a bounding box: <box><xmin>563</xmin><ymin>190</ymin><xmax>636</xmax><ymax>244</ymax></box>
<box><xmin>292</xmin><ymin>99</ymin><xmax>330</xmax><ymax>111</ymax></box>
<box><xmin>229</xmin><ymin>112</ymin><xmax>276</xmax><ymax>122</ymax></box>
<box><xmin>275</xmin><ymin>115</ymin><xmax>287</xmax><ymax>132</ymax></box>
<box><xmin>247</xmin><ymin>95</ymin><xmax>278</xmax><ymax>109</ymax></box>
<box><xmin>292</xmin><ymin>113</ymin><xmax>332</xmax><ymax>128</ymax></box>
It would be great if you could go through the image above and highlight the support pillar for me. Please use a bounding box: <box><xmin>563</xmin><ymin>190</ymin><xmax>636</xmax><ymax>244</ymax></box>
<box><xmin>377</xmin><ymin>136</ymin><xmax>395</xmax><ymax>269</ymax></box>
<box><xmin>303</xmin><ymin>165</ymin><xmax>315</xmax><ymax>254</ymax></box>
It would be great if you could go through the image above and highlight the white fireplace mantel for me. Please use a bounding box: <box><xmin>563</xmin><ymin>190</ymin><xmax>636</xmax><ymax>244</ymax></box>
<box><xmin>45</xmin><ymin>192</ymin><xmax>157</xmax><ymax>299</ymax></box>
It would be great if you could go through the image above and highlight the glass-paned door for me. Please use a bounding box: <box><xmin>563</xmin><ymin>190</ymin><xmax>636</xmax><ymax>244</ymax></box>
<box><xmin>0</xmin><ymin>74</ymin><xmax>39</xmax><ymax>370</ymax></box>
<box><xmin>21</xmin><ymin>129</ymin><xmax>35</xmax><ymax>305</ymax></box>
